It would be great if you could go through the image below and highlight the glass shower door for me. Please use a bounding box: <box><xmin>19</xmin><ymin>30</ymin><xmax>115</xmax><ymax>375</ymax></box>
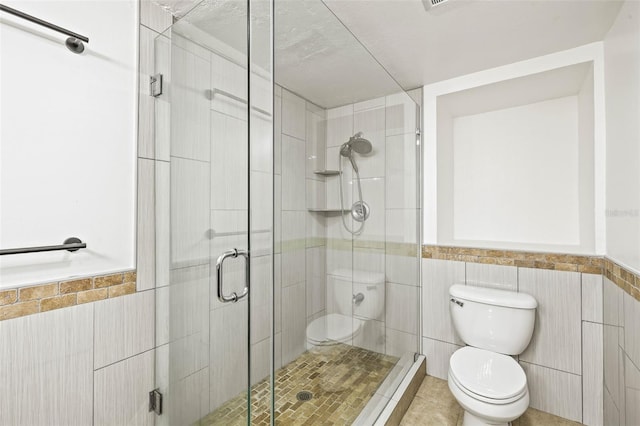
<box><xmin>153</xmin><ymin>1</ymin><xmax>273</xmax><ymax>424</ymax></box>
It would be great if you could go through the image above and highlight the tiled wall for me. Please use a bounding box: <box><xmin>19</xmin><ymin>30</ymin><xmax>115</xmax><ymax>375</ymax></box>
<box><xmin>274</xmin><ymin>87</ymin><xmax>421</xmax><ymax>366</ymax></box>
<box><xmin>0</xmin><ymin>273</ymin><xmax>156</xmax><ymax>425</ymax></box>
<box><xmin>421</xmin><ymin>251</ymin><xmax>604</xmax><ymax>424</ymax></box>
<box><xmin>274</xmin><ymin>86</ymin><xmax>321</xmax><ymax>367</ymax></box>
<box><xmin>0</xmin><ymin>271</ymin><xmax>137</xmax><ymax>321</ymax></box>
<box><xmin>603</xmin><ymin>261</ymin><xmax>640</xmax><ymax>425</ymax></box>
<box><xmin>323</xmin><ymin>93</ymin><xmax>421</xmax><ymax>357</ymax></box>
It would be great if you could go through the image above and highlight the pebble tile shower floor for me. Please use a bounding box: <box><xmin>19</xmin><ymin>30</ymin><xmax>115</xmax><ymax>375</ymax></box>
<box><xmin>198</xmin><ymin>343</ymin><xmax>398</xmax><ymax>425</ymax></box>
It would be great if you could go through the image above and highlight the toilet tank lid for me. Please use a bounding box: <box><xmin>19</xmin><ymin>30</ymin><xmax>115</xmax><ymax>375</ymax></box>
<box><xmin>449</xmin><ymin>284</ymin><xmax>537</xmax><ymax>309</ymax></box>
<box><xmin>331</xmin><ymin>269</ymin><xmax>385</xmax><ymax>285</ymax></box>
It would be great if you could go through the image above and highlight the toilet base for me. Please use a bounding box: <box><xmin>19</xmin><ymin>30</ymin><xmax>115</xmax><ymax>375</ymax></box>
<box><xmin>462</xmin><ymin>410</ymin><xmax>509</xmax><ymax>426</ymax></box>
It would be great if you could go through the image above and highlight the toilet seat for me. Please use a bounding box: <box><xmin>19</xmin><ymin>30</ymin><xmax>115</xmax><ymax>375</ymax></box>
<box><xmin>306</xmin><ymin>313</ymin><xmax>362</xmax><ymax>346</ymax></box>
<box><xmin>449</xmin><ymin>347</ymin><xmax>527</xmax><ymax>404</ymax></box>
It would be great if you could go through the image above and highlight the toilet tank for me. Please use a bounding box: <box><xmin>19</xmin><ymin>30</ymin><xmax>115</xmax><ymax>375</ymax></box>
<box><xmin>331</xmin><ymin>269</ymin><xmax>385</xmax><ymax>319</ymax></box>
<box><xmin>449</xmin><ymin>284</ymin><xmax>537</xmax><ymax>355</ymax></box>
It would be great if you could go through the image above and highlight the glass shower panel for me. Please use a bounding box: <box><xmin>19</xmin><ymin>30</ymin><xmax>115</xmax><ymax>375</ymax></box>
<box><xmin>273</xmin><ymin>1</ymin><xmax>421</xmax><ymax>423</ymax></box>
<box><xmin>153</xmin><ymin>1</ymin><xmax>273</xmax><ymax>424</ymax></box>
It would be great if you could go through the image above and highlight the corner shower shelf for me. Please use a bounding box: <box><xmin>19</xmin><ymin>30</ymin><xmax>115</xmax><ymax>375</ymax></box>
<box><xmin>313</xmin><ymin>170</ymin><xmax>341</xmax><ymax>176</ymax></box>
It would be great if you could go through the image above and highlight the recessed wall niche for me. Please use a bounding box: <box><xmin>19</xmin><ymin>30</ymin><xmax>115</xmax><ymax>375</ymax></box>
<box><xmin>434</xmin><ymin>61</ymin><xmax>598</xmax><ymax>253</ymax></box>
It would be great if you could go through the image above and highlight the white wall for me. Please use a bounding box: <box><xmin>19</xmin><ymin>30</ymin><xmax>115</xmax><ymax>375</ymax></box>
<box><xmin>604</xmin><ymin>0</ymin><xmax>640</xmax><ymax>273</ymax></box>
<box><xmin>424</xmin><ymin>43</ymin><xmax>606</xmax><ymax>254</ymax></box>
<box><xmin>0</xmin><ymin>0</ymin><xmax>138</xmax><ymax>288</ymax></box>
<box><xmin>452</xmin><ymin>96</ymin><xmax>580</xmax><ymax>246</ymax></box>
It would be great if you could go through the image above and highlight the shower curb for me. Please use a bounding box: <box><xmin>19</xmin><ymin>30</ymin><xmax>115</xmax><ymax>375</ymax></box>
<box><xmin>375</xmin><ymin>355</ymin><xmax>426</xmax><ymax>426</ymax></box>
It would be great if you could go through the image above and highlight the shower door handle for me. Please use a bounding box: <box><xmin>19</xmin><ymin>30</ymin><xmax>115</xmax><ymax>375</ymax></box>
<box><xmin>216</xmin><ymin>248</ymin><xmax>249</xmax><ymax>303</ymax></box>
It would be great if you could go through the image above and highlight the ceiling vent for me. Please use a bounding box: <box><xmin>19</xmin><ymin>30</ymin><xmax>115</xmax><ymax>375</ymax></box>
<box><xmin>423</xmin><ymin>0</ymin><xmax>448</xmax><ymax>9</ymax></box>
<box><xmin>422</xmin><ymin>0</ymin><xmax>462</xmax><ymax>13</ymax></box>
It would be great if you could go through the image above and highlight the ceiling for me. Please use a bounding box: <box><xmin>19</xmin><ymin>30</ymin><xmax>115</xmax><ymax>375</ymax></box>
<box><xmin>322</xmin><ymin>0</ymin><xmax>623</xmax><ymax>89</ymax></box>
<box><xmin>156</xmin><ymin>0</ymin><xmax>624</xmax><ymax>108</ymax></box>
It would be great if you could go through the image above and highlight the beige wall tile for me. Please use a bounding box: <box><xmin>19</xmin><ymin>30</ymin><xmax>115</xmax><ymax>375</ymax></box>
<box><xmin>0</xmin><ymin>301</ymin><xmax>40</xmax><ymax>321</ymax></box>
<box><xmin>108</xmin><ymin>282</ymin><xmax>136</xmax><ymax>298</ymax></box>
<box><xmin>60</xmin><ymin>278</ymin><xmax>92</xmax><ymax>294</ymax></box>
<box><xmin>0</xmin><ymin>289</ymin><xmax>17</xmax><ymax>306</ymax></box>
<box><xmin>18</xmin><ymin>283</ymin><xmax>58</xmax><ymax>301</ymax></box>
<box><xmin>78</xmin><ymin>288</ymin><xmax>108</xmax><ymax>305</ymax></box>
<box><xmin>95</xmin><ymin>273</ymin><xmax>124</xmax><ymax>288</ymax></box>
<box><xmin>41</xmin><ymin>294</ymin><xmax>77</xmax><ymax>312</ymax></box>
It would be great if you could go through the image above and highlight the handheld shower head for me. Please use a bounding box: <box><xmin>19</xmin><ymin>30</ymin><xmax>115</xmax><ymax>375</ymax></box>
<box><xmin>349</xmin><ymin>132</ymin><xmax>373</xmax><ymax>155</ymax></box>
<box><xmin>337</xmin><ymin>132</ymin><xmax>372</xmax><ymax>235</ymax></box>
<box><xmin>340</xmin><ymin>132</ymin><xmax>372</xmax><ymax>173</ymax></box>
<box><xmin>339</xmin><ymin>132</ymin><xmax>372</xmax><ymax>159</ymax></box>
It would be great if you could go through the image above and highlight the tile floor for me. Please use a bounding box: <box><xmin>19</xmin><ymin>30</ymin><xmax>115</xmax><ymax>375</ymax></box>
<box><xmin>400</xmin><ymin>375</ymin><xmax>582</xmax><ymax>426</ymax></box>
<box><xmin>199</xmin><ymin>343</ymin><xmax>398</xmax><ymax>425</ymax></box>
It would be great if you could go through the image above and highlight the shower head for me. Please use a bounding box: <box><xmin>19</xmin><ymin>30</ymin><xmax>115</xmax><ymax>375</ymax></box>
<box><xmin>340</xmin><ymin>132</ymin><xmax>372</xmax><ymax>158</ymax></box>
<box><xmin>348</xmin><ymin>132</ymin><xmax>372</xmax><ymax>154</ymax></box>
<box><xmin>339</xmin><ymin>132</ymin><xmax>372</xmax><ymax>173</ymax></box>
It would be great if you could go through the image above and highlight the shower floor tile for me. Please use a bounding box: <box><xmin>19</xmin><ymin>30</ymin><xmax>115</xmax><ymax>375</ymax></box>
<box><xmin>198</xmin><ymin>343</ymin><xmax>398</xmax><ymax>426</ymax></box>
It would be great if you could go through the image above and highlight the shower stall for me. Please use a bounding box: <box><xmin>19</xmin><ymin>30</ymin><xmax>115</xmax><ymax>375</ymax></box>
<box><xmin>153</xmin><ymin>0</ymin><xmax>421</xmax><ymax>423</ymax></box>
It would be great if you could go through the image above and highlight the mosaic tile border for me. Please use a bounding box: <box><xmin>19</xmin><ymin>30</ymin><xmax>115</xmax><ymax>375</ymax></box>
<box><xmin>604</xmin><ymin>258</ymin><xmax>640</xmax><ymax>302</ymax></box>
<box><xmin>422</xmin><ymin>245</ymin><xmax>603</xmax><ymax>274</ymax></box>
<box><xmin>0</xmin><ymin>270</ymin><xmax>137</xmax><ymax>321</ymax></box>
<box><xmin>422</xmin><ymin>245</ymin><xmax>640</xmax><ymax>302</ymax></box>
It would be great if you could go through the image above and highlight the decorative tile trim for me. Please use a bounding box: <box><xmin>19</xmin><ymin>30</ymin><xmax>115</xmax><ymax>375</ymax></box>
<box><xmin>0</xmin><ymin>270</ymin><xmax>137</xmax><ymax>321</ymax></box>
<box><xmin>422</xmin><ymin>245</ymin><xmax>603</xmax><ymax>274</ymax></box>
<box><xmin>604</xmin><ymin>258</ymin><xmax>640</xmax><ymax>302</ymax></box>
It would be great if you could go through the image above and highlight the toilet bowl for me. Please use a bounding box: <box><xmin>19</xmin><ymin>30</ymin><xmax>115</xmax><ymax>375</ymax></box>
<box><xmin>306</xmin><ymin>269</ymin><xmax>384</xmax><ymax>349</ymax></box>
<box><xmin>448</xmin><ymin>347</ymin><xmax>529</xmax><ymax>425</ymax></box>
<box><xmin>448</xmin><ymin>284</ymin><xmax>537</xmax><ymax>426</ymax></box>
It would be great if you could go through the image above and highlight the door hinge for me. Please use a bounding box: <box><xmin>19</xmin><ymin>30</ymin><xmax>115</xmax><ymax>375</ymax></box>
<box><xmin>149</xmin><ymin>388</ymin><xmax>163</xmax><ymax>415</ymax></box>
<box><xmin>150</xmin><ymin>74</ymin><xmax>163</xmax><ymax>97</ymax></box>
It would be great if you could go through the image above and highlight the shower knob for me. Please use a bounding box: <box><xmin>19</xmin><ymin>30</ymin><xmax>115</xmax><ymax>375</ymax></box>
<box><xmin>351</xmin><ymin>201</ymin><xmax>370</xmax><ymax>222</ymax></box>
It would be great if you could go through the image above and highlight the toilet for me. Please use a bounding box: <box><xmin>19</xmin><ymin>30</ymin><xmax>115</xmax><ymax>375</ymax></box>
<box><xmin>306</xmin><ymin>269</ymin><xmax>385</xmax><ymax>349</ymax></box>
<box><xmin>448</xmin><ymin>284</ymin><xmax>538</xmax><ymax>426</ymax></box>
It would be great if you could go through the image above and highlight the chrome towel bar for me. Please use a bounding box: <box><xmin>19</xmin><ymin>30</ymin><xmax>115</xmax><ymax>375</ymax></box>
<box><xmin>0</xmin><ymin>3</ymin><xmax>89</xmax><ymax>53</ymax></box>
<box><xmin>0</xmin><ymin>237</ymin><xmax>87</xmax><ymax>256</ymax></box>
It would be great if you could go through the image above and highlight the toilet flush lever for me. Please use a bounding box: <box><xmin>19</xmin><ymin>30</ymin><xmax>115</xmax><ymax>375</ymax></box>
<box><xmin>450</xmin><ymin>298</ymin><xmax>464</xmax><ymax>308</ymax></box>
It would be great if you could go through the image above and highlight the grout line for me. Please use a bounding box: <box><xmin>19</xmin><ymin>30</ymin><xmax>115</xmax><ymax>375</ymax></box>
<box><xmin>518</xmin><ymin>360</ymin><xmax>582</xmax><ymax>377</ymax></box>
